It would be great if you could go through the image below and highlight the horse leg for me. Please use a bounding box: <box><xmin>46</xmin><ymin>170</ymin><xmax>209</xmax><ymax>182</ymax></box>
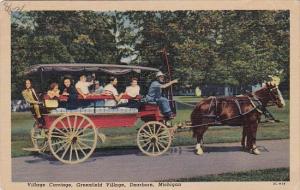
<box><xmin>245</xmin><ymin>125</ymin><xmax>252</xmax><ymax>151</ymax></box>
<box><xmin>249</xmin><ymin>122</ymin><xmax>260</xmax><ymax>155</ymax></box>
<box><xmin>241</xmin><ymin>126</ymin><xmax>247</xmax><ymax>150</ymax></box>
<box><xmin>195</xmin><ymin>127</ymin><xmax>208</xmax><ymax>155</ymax></box>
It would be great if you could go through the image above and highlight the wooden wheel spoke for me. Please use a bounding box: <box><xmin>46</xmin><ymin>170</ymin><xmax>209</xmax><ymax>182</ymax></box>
<box><xmin>51</xmin><ymin>131</ymin><xmax>66</xmax><ymax>135</ymax></box>
<box><xmin>78</xmin><ymin>138</ymin><xmax>95</xmax><ymax>143</ymax></box>
<box><xmin>72</xmin><ymin>115</ymin><xmax>78</xmax><ymax>133</ymax></box>
<box><xmin>74</xmin><ymin>145</ymin><xmax>79</xmax><ymax>161</ymax></box>
<box><xmin>69</xmin><ymin>144</ymin><xmax>73</xmax><ymax>161</ymax></box>
<box><xmin>53</xmin><ymin>127</ymin><xmax>68</xmax><ymax>137</ymax></box>
<box><xmin>51</xmin><ymin>135</ymin><xmax>67</xmax><ymax>139</ymax></box>
<box><xmin>152</xmin><ymin>124</ymin><xmax>156</xmax><ymax>135</ymax></box>
<box><xmin>147</xmin><ymin>125</ymin><xmax>153</xmax><ymax>135</ymax></box>
<box><xmin>75</xmin><ymin>123</ymin><xmax>91</xmax><ymax>136</ymax></box>
<box><xmin>74</xmin><ymin>117</ymin><xmax>85</xmax><ymax>135</ymax></box>
<box><xmin>77</xmin><ymin>139</ymin><xmax>92</xmax><ymax>150</ymax></box>
<box><xmin>157</xmin><ymin>141</ymin><xmax>167</xmax><ymax>149</ymax></box>
<box><xmin>79</xmin><ymin>131</ymin><xmax>95</xmax><ymax>138</ymax></box>
<box><xmin>152</xmin><ymin>143</ymin><xmax>155</xmax><ymax>153</ymax></box>
<box><xmin>59</xmin><ymin>120</ymin><xmax>69</xmax><ymax>132</ymax></box>
<box><xmin>77</xmin><ymin>142</ymin><xmax>87</xmax><ymax>157</ymax></box>
<box><xmin>158</xmin><ymin>138</ymin><xmax>170</xmax><ymax>144</ymax></box>
<box><xmin>158</xmin><ymin>135</ymin><xmax>170</xmax><ymax>139</ymax></box>
<box><xmin>61</xmin><ymin>143</ymin><xmax>71</xmax><ymax>159</ymax></box>
<box><xmin>54</xmin><ymin>141</ymin><xmax>69</xmax><ymax>154</ymax></box>
<box><xmin>67</xmin><ymin>116</ymin><xmax>72</xmax><ymax>129</ymax></box>
<box><xmin>139</xmin><ymin>134</ymin><xmax>151</xmax><ymax>138</ymax></box>
<box><xmin>51</xmin><ymin>139</ymin><xmax>67</xmax><ymax>146</ymax></box>
<box><xmin>155</xmin><ymin>126</ymin><xmax>162</xmax><ymax>135</ymax></box>
<box><xmin>146</xmin><ymin>143</ymin><xmax>153</xmax><ymax>152</ymax></box>
<box><xmin>155</xmin><ymin>143</ymin><xmax>161</xmax><ymax>152</ymax></box>
<box><xmin>139</xmin><ymin>138</ymin><xmax>151</xmax><ymax>143</ymax></box>
<box><xmin>141</xmin><ymin>129</ymin><xmax>151</xmax><ymax>137</ymax></box>
<box><xmin>157</xmin><ymin>131</ymin><xmax>169</xmax><ymax>137</ymax></box>
<box><xmin>141</xmin><ymin>140</ymin><xmax>151</xmax><ymax>148</ymax></box>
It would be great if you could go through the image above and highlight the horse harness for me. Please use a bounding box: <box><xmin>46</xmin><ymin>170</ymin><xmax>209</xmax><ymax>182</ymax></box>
<box><xmin>202</xmin><ymin>95</ymin><xmax>274</xmax><ymax>125</ymax></box>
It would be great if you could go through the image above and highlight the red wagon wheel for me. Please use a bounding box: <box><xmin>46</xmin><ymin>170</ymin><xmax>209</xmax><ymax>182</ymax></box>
<box><xmin>48</xmin><ymin>113</ymin><xmax>97</xmax><ymax>164</ymax></box>
<box><xmin>137</xmin><ymin>121</ymin><xmax>172</xmax><ymax>156</ymax></box>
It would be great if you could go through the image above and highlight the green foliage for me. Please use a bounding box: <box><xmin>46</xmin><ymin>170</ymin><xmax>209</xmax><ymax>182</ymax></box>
<box><xmin>11</xmin><ymin>11</ymin><xmax>289</xmax><ymax>99</ymax></box>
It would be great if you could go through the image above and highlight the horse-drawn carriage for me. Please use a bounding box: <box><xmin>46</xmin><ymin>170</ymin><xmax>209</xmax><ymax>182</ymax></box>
<box><xmin>24</xmin><ymin>64</ymin><xmax>178</xmax><ymax>164</ymax></box>
<box><xmin>23</xmin><ymin>62</ymin><xmax>286</xmax><ymax>164</ymax></box>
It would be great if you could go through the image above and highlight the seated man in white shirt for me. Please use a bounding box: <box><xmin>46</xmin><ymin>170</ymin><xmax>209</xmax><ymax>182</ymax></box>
<box><xmin>75</xmin><ymin>75</ymin><xmax>93</xmax><ymax>99</ymax></box>
<box><xmin>103</xmin><ymin>76</ymin><xmax>124</xmax><ymax>107</ymax></box>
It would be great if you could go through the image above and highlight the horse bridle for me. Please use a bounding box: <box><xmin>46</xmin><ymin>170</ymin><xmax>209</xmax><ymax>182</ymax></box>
<box><xmin>253</xmin><ymin>86</ymin><xmax>281</xmax><ymax>106</ymax></box>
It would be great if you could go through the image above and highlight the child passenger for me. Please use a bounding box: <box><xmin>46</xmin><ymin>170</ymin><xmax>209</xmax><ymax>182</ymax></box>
<box><xmin>47</xmin><ymin>82</ymin><xmax>60</xmax><ymax>99</ymax></box>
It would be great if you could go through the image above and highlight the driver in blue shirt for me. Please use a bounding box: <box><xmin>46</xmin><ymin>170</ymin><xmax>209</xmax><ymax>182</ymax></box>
<box><xmin>146</xmin><ymin>71</ymin><xmax>178</xmax><ymax>119</ymax></box>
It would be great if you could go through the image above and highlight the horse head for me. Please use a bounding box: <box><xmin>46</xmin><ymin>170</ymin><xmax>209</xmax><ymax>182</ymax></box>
<box><xmin>258</xmin><ymin>82</ymin><xmax>286</xmax><ymax>108</ymax></box>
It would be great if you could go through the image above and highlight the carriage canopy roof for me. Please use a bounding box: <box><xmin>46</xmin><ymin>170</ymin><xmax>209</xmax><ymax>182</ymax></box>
<box><xmin>25</xmin><ymin>63</ymin><xmax>160</xmax><ymax>75</ymax></box>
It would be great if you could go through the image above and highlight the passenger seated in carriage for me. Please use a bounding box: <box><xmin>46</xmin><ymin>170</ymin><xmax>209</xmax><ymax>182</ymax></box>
<box><xmin>75</xmin><ymin>74</ymin><xmax>95</xmax><ymax>107</ymax></box>
<box><xmin>92</xmin><ymin>80</ymin><xmax>104</xmax><ymax>94</ymax></box>
<box><xmin>92</xmin><ymin>80</ymin><xmax>105</xmax><ymax>107</ymax></box>
<box><xmin>117</xmin><ymin>77</ymin><xmax>141</xmax><ymax>108</ymax></box>
<box><xmin>60</xmin><ymin>78</ymin><xmax>78</xmax><ymax>109</ymax></box>
<box><xmin>103</xmin><ymin>76</ymin><xmax>124</xmax><ymax>107</ymax></box>
<box><xmin>125</xmin><ymin>77</ymin><xmax>140</xmax><ymax>98</ymax></box>
<box><xmin>22</xmin><ymin>79</ymin><xmax>45</xmax><ymax>126</ymax></box>
<box><xmin>75</xmin><ymin>75</ymin><xmax>94</xmax><ymax>99</ymax></box>
<box><xmin>146</xmin><ymin>71</ymin><xmax>178</xmax><ymax>119</ymax></box>
<box><xmin>47</xmin><ymin>82</ymin><xmax>60</xmax><ymax>99</ymax></box>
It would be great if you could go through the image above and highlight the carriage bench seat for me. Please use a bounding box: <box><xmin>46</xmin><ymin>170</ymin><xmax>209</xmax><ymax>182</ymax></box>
<box><xmin>49</xmin><ymin>107</ymin><xmax>138</xmax><ymax>114</ymax></box>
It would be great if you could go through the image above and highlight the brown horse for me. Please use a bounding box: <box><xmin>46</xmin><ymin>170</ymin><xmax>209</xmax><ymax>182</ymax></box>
<box><xmin>191</xmin><ymin>82</ymin><xmax>285</xmax><ymax>155</ymax></box>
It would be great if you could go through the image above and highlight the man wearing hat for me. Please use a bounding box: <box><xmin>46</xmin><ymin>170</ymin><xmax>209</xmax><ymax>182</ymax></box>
<box><xmin>146</xmin><ymin>71</ymin><xmax>178</xmax><ymax>119</ymax></box>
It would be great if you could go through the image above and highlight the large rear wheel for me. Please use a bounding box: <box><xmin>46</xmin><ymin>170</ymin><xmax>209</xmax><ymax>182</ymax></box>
<box><xmin>48</xmin><ymin>113</ymin><xmax>97</xmax><ymax>164</ymax></box>
<box><xmin>137</xmin><ymin>121</ymin><xmax>172</xmax><ymax>156</ymax></box>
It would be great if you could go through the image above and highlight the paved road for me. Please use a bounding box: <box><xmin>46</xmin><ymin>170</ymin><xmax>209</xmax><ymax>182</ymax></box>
<box><xmin>12</xmin><ymin>139</ymin><xmax>289</xmax><ymax>182</ymax></box>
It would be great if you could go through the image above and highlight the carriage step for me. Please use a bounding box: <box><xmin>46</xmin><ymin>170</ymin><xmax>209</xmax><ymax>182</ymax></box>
<box><xmin>22</xmin><ymin>147</ymin><xmax>42</xmax><ymax>152</ymax></box>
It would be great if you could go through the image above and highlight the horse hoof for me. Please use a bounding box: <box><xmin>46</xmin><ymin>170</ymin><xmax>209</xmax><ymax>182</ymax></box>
<box><xmin>196</xmin><ymin>148</ymin><xmax>204</xmax><ymax>155</ymax></box>
<box><xmin>250</xmin><ymin>148</ymin><xmax>261</xmax><ymax>155</ymax></box>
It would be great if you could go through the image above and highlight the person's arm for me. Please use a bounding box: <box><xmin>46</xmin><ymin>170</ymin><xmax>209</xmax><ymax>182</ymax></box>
<box><xmin>76</xmin><ymin>88</ymin><xmax>87</xmax><ymax>99</ymax></box>
<box><xmin>137</xmin><ymin>86</ymin><xmax>140</xmax><ymax>95</ymax></box>
<box><xmin>61</xmin><ymin>88</ymin><xmax>69</xmax><ymax>96</ymax></box>
<box><xmin>55</xmin><ymin>90</ymin><xmax>60</xmax><ymax>97</ymax></box>
<box><xmin>111</xmin><ymin>88</ymin><xmax>123</xmax><ymax>102</ymax></box>
<box><xmin>47</xmin><ymin>91</ymin><xmax>55</xmax><ymax>99</ymax></box>
<box><xmin>160</xmin><ymin>79</ymin><xmax>179</xmax><ymax>89</ymax></box>
<box><xmin>114</xmin><ymin>93</ymin><xmax>124</xmax><ymax>102</ymax></box>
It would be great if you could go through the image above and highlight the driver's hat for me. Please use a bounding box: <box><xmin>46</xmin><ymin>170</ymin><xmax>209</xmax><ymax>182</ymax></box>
<box><xmin>156</xmin><ymin>71</ymin><xmax>165</xmax><ymax>77</ymax></box>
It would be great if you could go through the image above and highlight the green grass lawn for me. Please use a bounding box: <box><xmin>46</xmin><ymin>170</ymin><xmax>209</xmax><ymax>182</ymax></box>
<box><xmin>163</xmin><ymin>168</ymin><xmax>289</xmax><ymax>182</ymax></box>
<box><xmin>11</xmin><ymin>98</ymin><xmax>289</xmax><ymax>157</ymax></box>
